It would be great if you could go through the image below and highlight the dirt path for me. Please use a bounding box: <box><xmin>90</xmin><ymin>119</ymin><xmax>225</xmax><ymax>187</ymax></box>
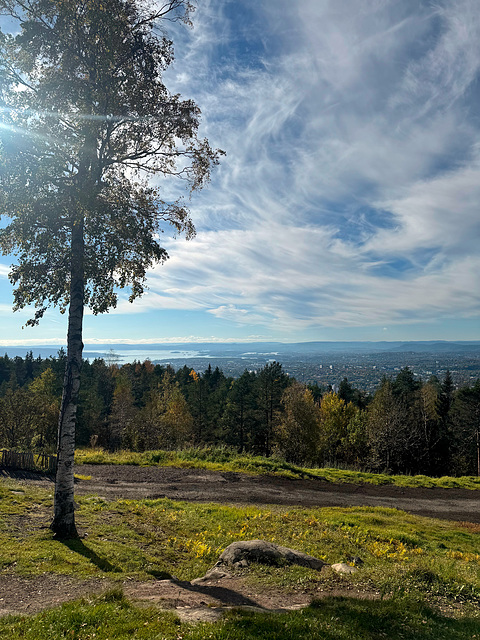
<box><xmin>10</xmin><ymin>464</ymin><xmax>480</xmax><ymax>523</ymax></box>
<box><xmin>77</xmin><ymin>464</ymin><xmax>480</xmax><ymax>522</ymax></box>
<box><xmin>0</xmin><ymin>570</ymin><xmax>381</xmax><ymax>622</ymax></box>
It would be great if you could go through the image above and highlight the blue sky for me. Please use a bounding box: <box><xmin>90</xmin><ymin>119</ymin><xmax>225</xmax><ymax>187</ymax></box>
<box><xmin>1</xmin><ymin>0</ymin><xmax>480</xmax><ymax>346</ymax></box>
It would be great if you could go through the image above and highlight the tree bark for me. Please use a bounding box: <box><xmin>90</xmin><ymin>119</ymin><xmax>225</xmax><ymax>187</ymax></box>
<box><xmin>477</xmin><ymin>428</ymin><xmax>479</xmax><ymax>478</ymax></box>
<box><xmin>50</xmin><ymin>217</ymin><xmax>84</xmax><ymax>538</ymax></box>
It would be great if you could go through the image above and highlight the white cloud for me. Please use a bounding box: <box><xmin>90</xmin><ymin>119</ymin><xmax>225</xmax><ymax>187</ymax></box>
<box><xmin>3</xmin><ymin>0</ymin><xmax>480</xmax><ymax>342</ymax></box>
<box><xmin>392</xmin><ymin>0</ymin><xmax>480</xmax><ymax>115</ymax></box>
<box><xmin>169</xmin><ymin>0</ymin><xmax>480</xmax><ymax>335</ymax></box>
<box><xmin>0</xmin><ymin>303</ymin><xmax>30</xmax><ymax>315</ymax></box>
<box><xmin>0</xmin><ymin>337</ymin><xmax>66</xmax><ymax>346</ymax></box>
<box><xmin>82</xmin><ymin>336</ymin><xmax>272</xmax><ymax>344</ymax></box>
<box><xmin>368</xmin><ymin>162</ymin><xmax>480</xmax><ymax>256</ymax></box>
<box><xmin>133</xmin><ymin>219</ymin><xmax>480</xmax><ymax>333</ymax></box>
<box><xmin>207</xmin><ymin>304</ymin><xmax>274</xmax><ymax>325</ymax></box>
<box><xmin>92</xmin><ymin>291</ymin><xmax>206</xmax><ymax>316</ymax></box>
<box><xmin>0</xmin><ymin>335</ymin><xmax>274</xmax><ymax>346</ymax></box>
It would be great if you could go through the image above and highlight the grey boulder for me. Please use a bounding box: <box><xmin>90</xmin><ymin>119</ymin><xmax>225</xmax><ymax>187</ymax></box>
<box><xmin>219</xmin><ymin>540</ymin><xmax>327</xmax><ymax>571</ymax></box>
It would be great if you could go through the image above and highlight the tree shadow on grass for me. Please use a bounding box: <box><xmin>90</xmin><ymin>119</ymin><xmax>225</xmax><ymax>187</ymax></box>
<box><xmin>60</xmin><ymin>538</ymin><xmax>120</xmax><ymax>573</ymax></box>
<box><xmin>0</xmin><ymin>468</ymin><xmax>54</xmax><ymax>481</ymax></box>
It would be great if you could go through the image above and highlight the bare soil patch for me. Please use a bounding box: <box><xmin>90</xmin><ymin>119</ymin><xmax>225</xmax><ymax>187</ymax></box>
<box><xmin>123</xmin><ymin>572</ymin><xmax>381</xmax><ymax>623</ymax></box>
<box><xmin>0</xmin><ymin>569</ymin><xmax>380</xmax><ymax>622</ymax></box>
<box><xmin>0</xmin><ymin>573</ymin><xmax>108</xmax><ymax>617</ymax></box>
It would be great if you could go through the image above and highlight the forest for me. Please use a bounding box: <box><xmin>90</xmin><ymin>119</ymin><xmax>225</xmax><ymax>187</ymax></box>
<box><xmin>0</xmin><ymin>352</ymin><xmax>478</xmax><ymax>477</ymax></box>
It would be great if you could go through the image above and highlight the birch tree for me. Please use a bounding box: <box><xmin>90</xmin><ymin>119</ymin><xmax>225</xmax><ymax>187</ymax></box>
<box><xmin>0</xmin><ymin>0</ymin><xmax>221</xmax><ymax>537</ymax></box>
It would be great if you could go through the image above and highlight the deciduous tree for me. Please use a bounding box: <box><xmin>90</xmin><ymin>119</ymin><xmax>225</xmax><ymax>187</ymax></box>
<box><xmin>317</xmin><ymin>391</ymin><xmax>355</xmax><ymax>465</ymax></box>
<box><xmin>0</xmin><ymin>385</ymin><xmax>34</xmax><ymax>448</ymax></box>
<box><xmin>141</xmin><ymin>370</ymin><xmax>193</xmax><ymax>450</ymax></box>
<box><xmin>275</xmin><ymin>382</ymin><xmax>320</xmax><ymax>465</ymax></box>
<box><xmin>29</xmin><ymin>368</ymin><xmax>61</xmax><ymax>451</ymax></box>
<box><xmin>451</xmin><ymin>381</ymin><xmax>480</xmax><ymax>476</ymax></box>
<box><xmin>108</xmin><ymin>374</ymin><xmax>138</xmax><ymax>450</ymax></box>
<box><xmin>0</xmin><ymin>0</ymin><xmax>221</xmax><ymax>537</ymax></box>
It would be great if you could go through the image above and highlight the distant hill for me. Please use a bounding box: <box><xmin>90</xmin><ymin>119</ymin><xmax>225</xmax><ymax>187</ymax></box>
<box><xmin>1</xmin><ymin>340</ymin><xmax>479</xmax><ymax>360</ymax></box>
<box><xmin>384</xmin><ymin>341</ymin><xmax>480</xmax><ymax>353</ymax></box>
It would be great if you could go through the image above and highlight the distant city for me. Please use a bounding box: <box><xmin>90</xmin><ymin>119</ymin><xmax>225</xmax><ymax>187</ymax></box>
<box><xmin>2</xmin><ymin>341</ymin><xmax>480</xmax><ymax>392</ymax></box>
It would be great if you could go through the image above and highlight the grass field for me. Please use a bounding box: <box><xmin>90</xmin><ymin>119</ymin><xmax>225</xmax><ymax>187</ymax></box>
<box><xmin>1</xmin><ymin>590</ymin><xmax>479</xmax><ymax>640</ymax></box>
<box><xmin>0</xmin><ymin>475</ymin><xmax>479</xmax><ymax>639</ymax></box>
<box><xmin>75</xmin><ymin>446</ymin><xmax>480</xmax><ymax>490</ymax></box>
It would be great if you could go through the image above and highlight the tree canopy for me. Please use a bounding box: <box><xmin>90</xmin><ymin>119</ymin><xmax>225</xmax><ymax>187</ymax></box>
<box><xmin>0</xmin><ymin>0</ymin><xmax>220</xmax><ymax>322</ymax></box>
<box><xmin>0</xmin><ymin>0</ymin><xmax>222</xmax><ymax>537</ymax></box>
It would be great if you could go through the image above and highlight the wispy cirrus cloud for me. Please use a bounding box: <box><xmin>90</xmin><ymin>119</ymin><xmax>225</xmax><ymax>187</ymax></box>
<box><xmin>2</xmin><ymin>0</ymin><xmax>479</xmax><ymax>342</ymax></box>
<box><xmin>143</xmin><ymin>0</ymin><xmax>480</xmax><ymax>338</ymax></box>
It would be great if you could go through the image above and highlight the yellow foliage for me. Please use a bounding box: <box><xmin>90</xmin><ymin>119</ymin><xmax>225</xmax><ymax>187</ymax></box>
<box><xmin>189</xmin><ymin>369</ymin><xmax>199</xmax><ymax>383</ymax></box>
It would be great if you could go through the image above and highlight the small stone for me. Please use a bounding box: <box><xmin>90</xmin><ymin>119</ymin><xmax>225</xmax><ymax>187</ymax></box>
<box><xmin>190</xmin><ymin>568</ymin><xmax>232</xmax><ymax>584</ymax></box>
<box><xmin>331</xmin><ymin>562</ymin><xmax>357</xmax><ymax>574</ymax></box>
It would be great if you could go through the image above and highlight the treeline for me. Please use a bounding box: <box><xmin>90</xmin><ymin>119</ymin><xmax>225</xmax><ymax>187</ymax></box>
<box><xmin>0</xmin><ymin>352</ymin><xmax>479</xmax><ymax>477</ymax></box>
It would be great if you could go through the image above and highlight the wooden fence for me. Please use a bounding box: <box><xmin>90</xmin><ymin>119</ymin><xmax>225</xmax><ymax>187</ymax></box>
<box><xmin>0</xmin><ymin>449</ymin><xmax>57</xmax><ymax>473</ymax></box>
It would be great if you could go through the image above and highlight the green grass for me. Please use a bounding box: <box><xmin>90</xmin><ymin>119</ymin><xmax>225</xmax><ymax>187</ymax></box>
<box><xmin>1</xmin><ymin>480</ymin><xmax>479</xmax><ymax>596</ymax></box>
<box><xmin>1</xmin><ymin>478</ymin><xmax>479</xmax><ymax>638</ymax></box>
<box><xmin>0</xmin><ymin>589</ymin><xmax>479</xmax><ymax>639</ymax></box>
<box><xmin>75</xmin><ymin>446</ymin><xmax>480</xmax><ymax>490</ymax></box>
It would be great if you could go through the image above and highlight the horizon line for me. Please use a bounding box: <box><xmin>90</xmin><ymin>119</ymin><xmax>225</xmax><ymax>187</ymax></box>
<box><xmin>1</xmin><ymin>338</ymin><xmax>480</xmax><ymax>348</ymax></box>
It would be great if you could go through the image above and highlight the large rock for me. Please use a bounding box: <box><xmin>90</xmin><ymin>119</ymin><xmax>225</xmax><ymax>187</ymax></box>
<box><xmin>219</xmin><ymin>540</ymin><xmax>327</xmax><ymax>571</ymax></box>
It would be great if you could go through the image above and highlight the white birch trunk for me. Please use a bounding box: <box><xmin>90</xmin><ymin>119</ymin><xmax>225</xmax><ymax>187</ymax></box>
<box><xmin>50</xmin><ymin>218</ymin><xmax>84</xmax><ymax>538</ymax></box>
